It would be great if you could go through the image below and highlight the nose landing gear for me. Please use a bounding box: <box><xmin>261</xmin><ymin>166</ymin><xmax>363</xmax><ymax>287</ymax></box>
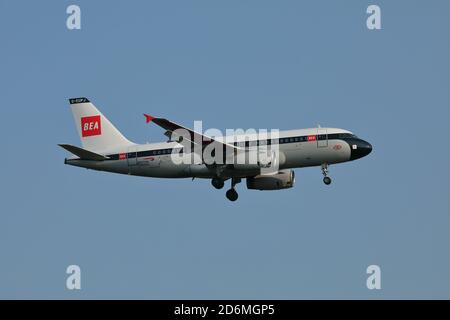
<box><xmin>322</xmin><ymin>163</ymin><xmax>332</xmax><ymax>185</ymax></box>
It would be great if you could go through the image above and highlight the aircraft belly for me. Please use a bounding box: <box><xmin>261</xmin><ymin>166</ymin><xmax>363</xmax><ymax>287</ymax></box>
<box><xmin>93</xmin><ymin>160</ymin><xmax>129</xmax><ymax>174</ymax></box>
<box><xmin>129</xmin><ymin>156</ymin><xmax>190</xmax><ymax>178</ymax></box>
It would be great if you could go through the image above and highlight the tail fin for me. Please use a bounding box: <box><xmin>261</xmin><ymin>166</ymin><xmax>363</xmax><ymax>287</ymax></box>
<box><xmin>69</xmin><ymin>97</ymin><xmax>134</xmax><ymax>152</ymax></box>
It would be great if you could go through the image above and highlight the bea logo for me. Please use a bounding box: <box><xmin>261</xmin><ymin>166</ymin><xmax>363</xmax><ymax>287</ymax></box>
<box><xmin>81</xmin><ymin>115</ymin><xmax>102</xmax><ymax>137</ymax></box>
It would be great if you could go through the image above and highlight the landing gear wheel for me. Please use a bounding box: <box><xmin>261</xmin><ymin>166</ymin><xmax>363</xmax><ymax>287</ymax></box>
<box><xmin>226</xmin><ymin>189</ymin><xmax>239</xmax><ymax>201</ymax></box>
<box><xmin>323</xmin><ymin>176</ymin><xmax>332</xmax><ymax>185</ymax></box>
<box><xmin>211</xmin><ymin>178</ymin><xmax>225</xmax><ymax>189</ymax></box>
<box><xmin>321</xmin><ymin>163</ymin><xmax>332</xmax><ymax>185</ymax></box>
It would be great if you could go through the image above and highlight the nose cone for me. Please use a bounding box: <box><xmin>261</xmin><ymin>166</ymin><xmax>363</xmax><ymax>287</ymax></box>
<box><xmin>350</xmin><ymin>139</ymin><xmax>372</xmax><ymax>160</ymax></box>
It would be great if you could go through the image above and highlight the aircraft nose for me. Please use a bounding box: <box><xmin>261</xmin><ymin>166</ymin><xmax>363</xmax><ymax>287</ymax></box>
<box><xmin>350</xmin><ymin>139</ymin><xmax>372</xmax><ymax>160</ymax></box>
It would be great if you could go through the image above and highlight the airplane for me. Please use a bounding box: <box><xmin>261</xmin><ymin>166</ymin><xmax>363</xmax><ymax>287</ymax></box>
<box><xmin>59</xmin><ymin>97</ymin><xmax>372</xmax><ymax>201</ymax></box>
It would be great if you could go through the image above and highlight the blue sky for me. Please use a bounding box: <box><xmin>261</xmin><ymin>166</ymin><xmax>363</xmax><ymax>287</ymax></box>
<box><xmin>0</xmin><ymin>0</ymin><xmax>449</xmax><ymax>299</ymax></box>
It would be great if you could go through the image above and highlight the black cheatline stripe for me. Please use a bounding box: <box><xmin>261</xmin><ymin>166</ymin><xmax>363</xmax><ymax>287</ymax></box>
<box><xmin>105</xmin><ymin>133</ymin><xmax>356</xmax><ymax>160</ymax></box>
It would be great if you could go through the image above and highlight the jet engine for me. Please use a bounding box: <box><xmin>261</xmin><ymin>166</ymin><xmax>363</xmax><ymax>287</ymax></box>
<box><xmin>246</xmin><ymin>170</ymin><xmax>295</xmax><ymax>190</ymax></box>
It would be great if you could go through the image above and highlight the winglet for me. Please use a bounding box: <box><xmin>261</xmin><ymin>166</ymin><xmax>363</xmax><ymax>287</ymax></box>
<box><xmin>144</xmin><ymin>114</ymin><xmax>155</xmax><ymax>123</ymax></box>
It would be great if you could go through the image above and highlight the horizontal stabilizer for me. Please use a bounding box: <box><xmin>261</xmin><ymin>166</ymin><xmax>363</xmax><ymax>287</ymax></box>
<box><xmin>58</xmin><ymin>144</ymin><xmax>109</xmax><ymax>161</ymax></box>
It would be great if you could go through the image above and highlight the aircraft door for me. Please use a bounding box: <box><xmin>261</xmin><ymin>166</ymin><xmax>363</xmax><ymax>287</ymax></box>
<box><xmin>127</xmin><ymin>146</ymin><xmax>138</xmax><ymax>166</ymax></box>
<box><xmin>317</xmin><ymin>128</ymin><xmax>328</xmax><ymax>148</ymax></box>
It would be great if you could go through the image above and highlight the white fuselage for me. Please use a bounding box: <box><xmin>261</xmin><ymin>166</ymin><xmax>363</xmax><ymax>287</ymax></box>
<box><xmin>65</xmin><ymin>127</ymin><xmax>368</xmax><ymax>179</ymax></box>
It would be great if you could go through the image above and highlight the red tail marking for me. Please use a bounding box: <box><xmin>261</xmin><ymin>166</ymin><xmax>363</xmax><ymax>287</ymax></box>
<box><xmin>81</xmin><ymin>115</ymin><xmax>102</xmax><ymax>137</ymax></box>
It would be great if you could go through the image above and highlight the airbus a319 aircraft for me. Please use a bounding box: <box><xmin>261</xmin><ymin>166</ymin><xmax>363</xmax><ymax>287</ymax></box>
<box><xmin>59</xmin><ymin>98</ymin><xmax>372</xmax><ymax>201</ymax></box>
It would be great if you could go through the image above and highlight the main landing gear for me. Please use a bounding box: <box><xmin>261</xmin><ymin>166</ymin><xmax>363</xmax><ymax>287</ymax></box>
<box><xmin>226</xmin><ymin>188</ymin><xmax>238</xmax><ymax>202</ymax></box>
<box><xmin>322</xmin><ymin>163</ymin><xmax>332</xmax><ymax>185</ymax></box>
<box><xmin>211</xmin><ymin>178</ymin><xmax>225</xmax><ymax>189</ymax></box>
<box><xmin>211</xmin><ymin>177</ymin><xmax>241</xmax><ymax>201</ymax></box>
<box><xmin>225</xmin><ymin>178</ymin><xmax>241</xmax><ymax>202</ymax></box>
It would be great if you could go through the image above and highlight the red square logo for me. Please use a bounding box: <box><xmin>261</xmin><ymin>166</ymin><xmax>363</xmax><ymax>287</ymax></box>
<box><xmin>81</xmin><ymin>115</ymin><xmax>102</xmax><ymax>137</ymax></box>
<box><xmin>307</xmin><ymin>135</ymin><xmax>317</xmax><ymax>141</ymax></box>
<box><xmin>119</xmin><ymin>153</ymin><xmax>127</xmax><ymax>160</ymax></box>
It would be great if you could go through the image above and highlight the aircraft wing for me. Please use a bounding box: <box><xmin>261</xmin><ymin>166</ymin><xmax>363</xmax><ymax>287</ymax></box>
<box><xmin>144</xmin><ymin>114</ymin><xmax>241</xmax><ymax>152</ymax></box>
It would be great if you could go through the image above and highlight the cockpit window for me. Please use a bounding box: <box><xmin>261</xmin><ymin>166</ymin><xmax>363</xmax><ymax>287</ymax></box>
<box><xmin>340</xmin><ymin>133</ymin><xmax>357</xmax><ymax>138</ymax></box>
<box><xmin>328</xmin><ymin>133</ymin><xmax>358</xmax><ymax>140</ymax></box>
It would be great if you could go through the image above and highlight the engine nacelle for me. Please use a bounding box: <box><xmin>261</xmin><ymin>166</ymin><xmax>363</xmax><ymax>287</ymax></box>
<box><xmin>246</xmin><ymin>170</ymin><xmax>295</xmax><ymax>190</ymax></box>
